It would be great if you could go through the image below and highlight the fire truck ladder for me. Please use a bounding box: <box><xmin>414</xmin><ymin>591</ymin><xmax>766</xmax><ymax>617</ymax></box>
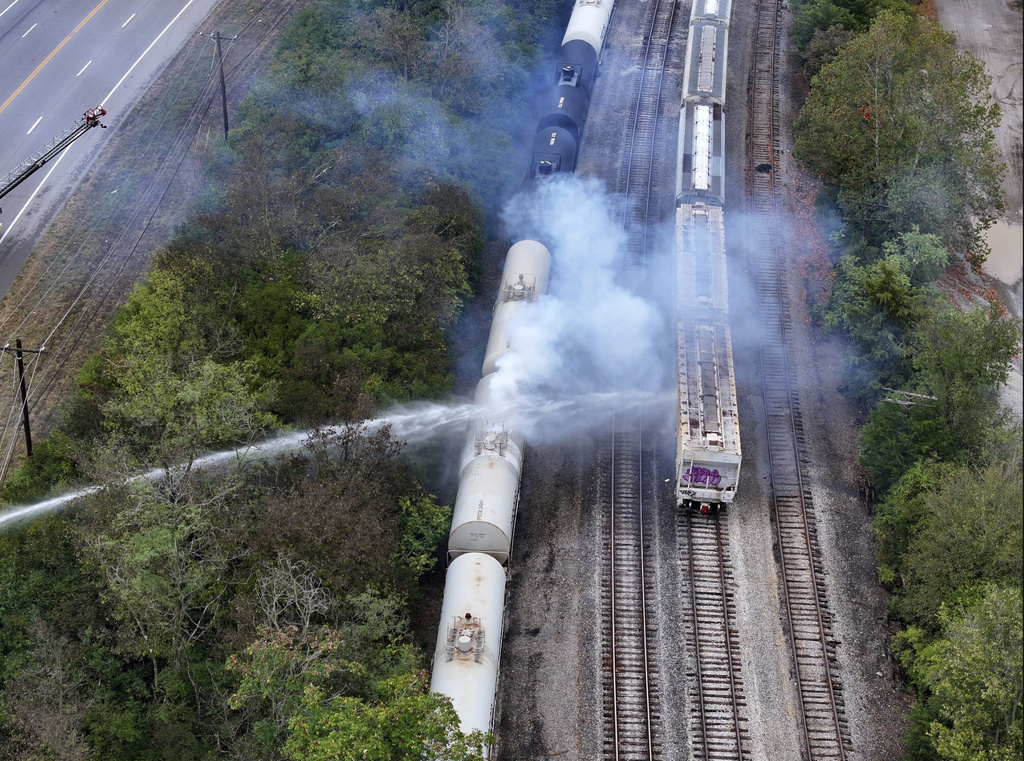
<box><xmin>0</xmin><ymin>106</ymin><xmax>107</xmax><ymax>215</ymax></box>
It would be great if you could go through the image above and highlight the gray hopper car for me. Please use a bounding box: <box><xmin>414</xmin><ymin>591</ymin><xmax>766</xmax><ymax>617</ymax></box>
<box><xmin>675</xmin><ymin>204</ymin><xmax>741</xmax><ymax>512</ymax></box>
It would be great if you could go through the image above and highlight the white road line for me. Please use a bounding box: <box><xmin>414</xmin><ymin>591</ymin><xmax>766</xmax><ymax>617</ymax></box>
<box><xmin>1</xmin><ymin>0</ymin><xmax>199</xmax><ymax>243</ymax></box>
<box><xmin>77</xmin><ymin>60</ymin><xmax>92</xmax><ymax>77</ymax></box>
<box><xmin>2</xmin><ymin>0</ymin><xmax>199</xmax><ymax>244</ymax></box>
<box><xmin>26</xmin><ymin>116</ymin><xmax>41</xmax><ymax>134</ymax></box>
<box><xmin>20</xmin><ymin>22</ymin><xmax>35</xmax><ymax>38</ymax></box>
<box><xmin>0</xmin><ymin>0</ymin><xmax>20</xmax><ymax>20</ymax></box>
<box><xmin>0</xmin><ymin>148</ymin><xmax>69</xmax><ymax>246</ymax></box>
<box><xmin>103</xmin><ymin>0</ymin><xmax>196</xmax><ymax>106</ymax></box>
<box><xmin>122</xmin><ymin>13</ymin><xmax>135</xmax><ymax>28</ymax></box>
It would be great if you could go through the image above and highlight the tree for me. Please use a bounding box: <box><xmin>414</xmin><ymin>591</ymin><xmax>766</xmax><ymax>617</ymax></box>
<box><xmin>0</xmin><ymin>432</ymin><xmax>80</xmax><ymax>504</ymax></box>
<box><xmin>911</xmin><ymin>305</ymin><xmax>1020</xmax><ymax>457</ymax></box>
<box><xmin>78</xmin><ymin>472</ymin><xmax>244</xmax><ymax>683</ymax></box>
<box><xmin>283</xmin><ymin>673</ymin><xmax>489</xmax><ymax>761</ymax></box>
<box><xmin>799</xmin><ymin>25</ymin><xmax>857</xmax><ymax>79</ymax></box>
<box><xmin>790</xmin><ymin>0</ymin><xmax>859</xmax><ymax>52</ymax></box>
<box><xmin>95</xmin><ymin>265</ymin><xmax>278</xmax><ymax>468</ymax></box>
<box><xmin>0</xmin><ymin>620</ymin><xmax>93</xmax><ymax>761</ymax></box>
<box><xmin>882</xmin><ymin>225</ymin><xmax>948</xmax><ymax>285</ymax></box>
<box><xmin>874</xmin><ymin>459</ymin><xmax>956</xmax><ymax>585</ymax></box>
<box><xmin>857</xmin><ymin>400</ymin><xmax>945</xmax><ymax>494</ymax></box>
<box><xmin>396</xmin><ymin>494</ymin><xmax>451</xmax><ymax>582</ymax></box>
<box><xmin>794</xmin><ymin>11</ymin><xmax>1004</xmax><ymax>258</ymax></box>
<box><xmin>825</xmin><ymin>250</ymin><xmax>928</xmax><ymax>393</ymax></box>
<box><xmin>896</xmin><ymin>460</ymin><xmax>1023</xmax><ymax>628</ymax></box>
<box><xmin>902</xmin><ymin>586</ymin><xmax>1023</xmax><ymax>761</ymax></box>
<box><xmin>357</xmin><ymin>8</ymin><xmax>426</xmax><ymax>84</ymax></box>
<box><xmin>227</xmin><ymin>589</ymin><xmax>439</xmax><ymax>757</ymax></box>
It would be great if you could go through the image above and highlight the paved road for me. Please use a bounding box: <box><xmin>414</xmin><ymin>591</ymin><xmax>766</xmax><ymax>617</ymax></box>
<box><xmin>0</xmin><ymin>0</ymin><xmax>222</xmax><ymax>293</ymax></box>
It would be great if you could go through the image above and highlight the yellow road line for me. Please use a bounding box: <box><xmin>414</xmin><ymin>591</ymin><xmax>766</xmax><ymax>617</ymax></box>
<box><xmin>0</xmin><ymin>0</ymin><xmax>111</xmax><ymax>116</ymax></box>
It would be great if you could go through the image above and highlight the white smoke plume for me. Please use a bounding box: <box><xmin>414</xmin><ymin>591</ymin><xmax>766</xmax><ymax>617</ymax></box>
<box><xmin>491</xmin><ymin>174</ymin><xmax>674</xmax><ymax>439</ymax></box>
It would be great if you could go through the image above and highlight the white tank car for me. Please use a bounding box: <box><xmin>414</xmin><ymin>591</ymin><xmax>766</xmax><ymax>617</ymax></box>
<box><xmin>430</xmin><ymin>552</ymin><xmax>507</xmax><ymax>743</ymax></box>
<box><xmin>562</xmin><ymin>0</ymin><xmax>616</xmax><ymax>56</ymax></box>
<box><xmin>448</xmin><ymin>374</ymin><xmax>525</xmax><ymax>564</ymax></box>
<box><xmin>481</xmin><ymin>239</ymin><xmax>552</xmax><ymax>378</ymax></box>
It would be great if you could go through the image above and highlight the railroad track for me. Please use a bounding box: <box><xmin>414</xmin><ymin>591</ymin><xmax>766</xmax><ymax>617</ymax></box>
<box><xmin>746</xmin><ymin>0</ymin><xmax>852</xmax><ymax>757</ymax></box>
<box><xmin>615</xmin><ymin>0</ymin><xmax>676</xmax><ymax>276</ymax></box>
<box><xmin>678</xmin><ymin>510</ymin><xmax>748</xmax><ymax>761</ymax></box>
<box><xmin>599</xmin><ymin>0</ymin><xmax>678</xmax><ymax>757</ymax></box>
<box><xmin>601</xmin><ymin>427</ymin><xmax>660</xmax><ymax>760</ymax></box>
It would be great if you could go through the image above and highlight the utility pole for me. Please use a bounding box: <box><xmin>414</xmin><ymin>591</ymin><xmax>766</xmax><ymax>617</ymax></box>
<box><xmin>213</xmin><ymin>31</ymin><xmax>237</xmax><ymax>140</ymax></box>
<box><xmin>1</xmin><ymin>340</ymin><xmax>44</xmax><ymax>457</ymax></box>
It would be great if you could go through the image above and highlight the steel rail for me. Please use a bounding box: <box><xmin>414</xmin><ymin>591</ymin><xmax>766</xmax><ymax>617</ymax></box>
<box><xmin>681</xmin><ymin>510</ymin><xmax>748</xmax><ymax>760</ymax></box>
<box><xmin>746</xmin><ymin>0</ymin><xmax>850</xmax><ymax>756</ymax></box>
<box><xmin>602</xmin><ymin>0</ymin><xmax>678</xmax><ymax>756</ymax></box>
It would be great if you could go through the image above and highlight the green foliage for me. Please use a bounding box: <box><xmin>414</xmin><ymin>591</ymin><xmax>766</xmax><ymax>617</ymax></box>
<box><xmin>0</xmin><ymin>519</ymin><xmax>162</xmax><ymax>761</ymax></box>
<box><xmin>824</xmin><ymin>250</ymin><xmax>928</xmax><ymax>393</ymax></box>
<box><xmin>926</xmin><ymin>587</ymin><xmax>1023</xmax><ymax>760</ymax></box>
<box><xmin>910</xmin><ymin>306</ymin><xmax>1021</xmax><ymax>457</ymax></box>
<box><xmin>871</xmin><ymin>430</ymin><xmax>1022</xmax><ymax>758</ymax></box>
<box><xmin>228</xmin><ymin>589</ymin><xmax>428</xmax><ymax>756</ymax></box>
<box><xmin>227</xmin><ymin>625</ymin><xmax>356</xmax><ymax>750</ymax></box>
<box><xmin>0</xmin><ymin>517</ymin><xmax>102</xmax><ymax>676</ymax></box>
<box><xmin>882</xmin><ymin>225</ymin><xmax>949</xmax><ymax>286</ymax></box>
<box><xmin>858</xmin><ymin>402</ymin><xmax>945</xmax><ymax>495</ymax></box>
<box><xmin>78</xmin><ymin>475</ymin><xmax>240</xmax><ymax>674</ymax></box>
<box><xmin>874</xmin><ymin>460</ymin><xmax>955</xmax><ymax>586</ymax></box>
<box><xmin>93</xmin><ymin>265</ymin><xmax>279</xmax><ymax>467</ymax></box>
<box><xmin>834</xmin><ymin>259</ymin><xmax>1018</xmax><ymax>492</ymax></box>
<box><xmin>799</xmin><ymin>25</ymin><xmax>857</xmax><ymax>80</ymax></box>
<box><xmin>795</xmin><ymin>11</ymin><xmax>1005</xmax><ymax>258</ymax></box>
<box><xmin>875</xmin><ymin>456</ymin><xmax>1023</xmax><ymax>629</ymax></box>
<box><xmin>789</xmin><ymin>0</ymin><xmax>913</xmax><ymax>57</ymax></box>
<box><xmin>0</xmin><ymin>432</ymin><xmax>80</xmax><ymax>505</ymax></box>
<box><xmin>790</xmin><ymin>1</ymin><xmax>859</xmax><ymax>52</ymax></box>
<box><xmin>898</xmin><ymin>586</ymin><xmax>1023</xmax><ymax>760</ymax></box>
<box><xmin>0</xmin><ymin>620</ymin><xmax>95</xmax><ymax>761</ymax></box>
<box><xmin>283</xmin><ymin>672</ymin><xmax>489</xmax><ymax>761</ymax></box>
<box><xmin>899</xmin><ymin>464</ymin><xmax>1022</xmax><ymax>628</ymax></box>
<box><xmin>397</xmin><ymin>494</ymin><xmax>452</xmax><ymax>581</ymax></box>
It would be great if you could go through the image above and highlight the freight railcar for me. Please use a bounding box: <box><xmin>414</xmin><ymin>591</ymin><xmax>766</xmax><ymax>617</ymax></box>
<box><xmin>530</xmin><ymin>0</ymin><xmax>616</xmax><ymax>177</ymax></box>
<box><xmin>432</xmin><ymin>0</ymin><xmax>617</xmax><ymax>748</ymax></box>
<box><xmin>676</xmin><ymin>13</ymin><xmax>728</xmax><ymax>204</ymax></box>
<box><xmin>674</xmin><ymin>205</ymin><xmax>741</xmax><ymax>511</ymax></box>
<box><xmin>447</xmin><ymin>375</ymin><xmax>525</xmax><ymax>565</ymax></box>
<box><xmin>429</xmin><ymin>553</ymin><xmax>507</xmax><ymax>737</ymax></box>
<box><xmin>674</xmin><ymin>0</ymin><xmax>740</xmax><ymax>512</ymax></box>
<box><xmin>691</xmin><ymin>0</ymin><xmax>732</xmax><ymax>26</ymax></box>
<box><xmin>449</xmin><ymin>240</ymin><xmax>550</xmax><ymax>563</ymax></box>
